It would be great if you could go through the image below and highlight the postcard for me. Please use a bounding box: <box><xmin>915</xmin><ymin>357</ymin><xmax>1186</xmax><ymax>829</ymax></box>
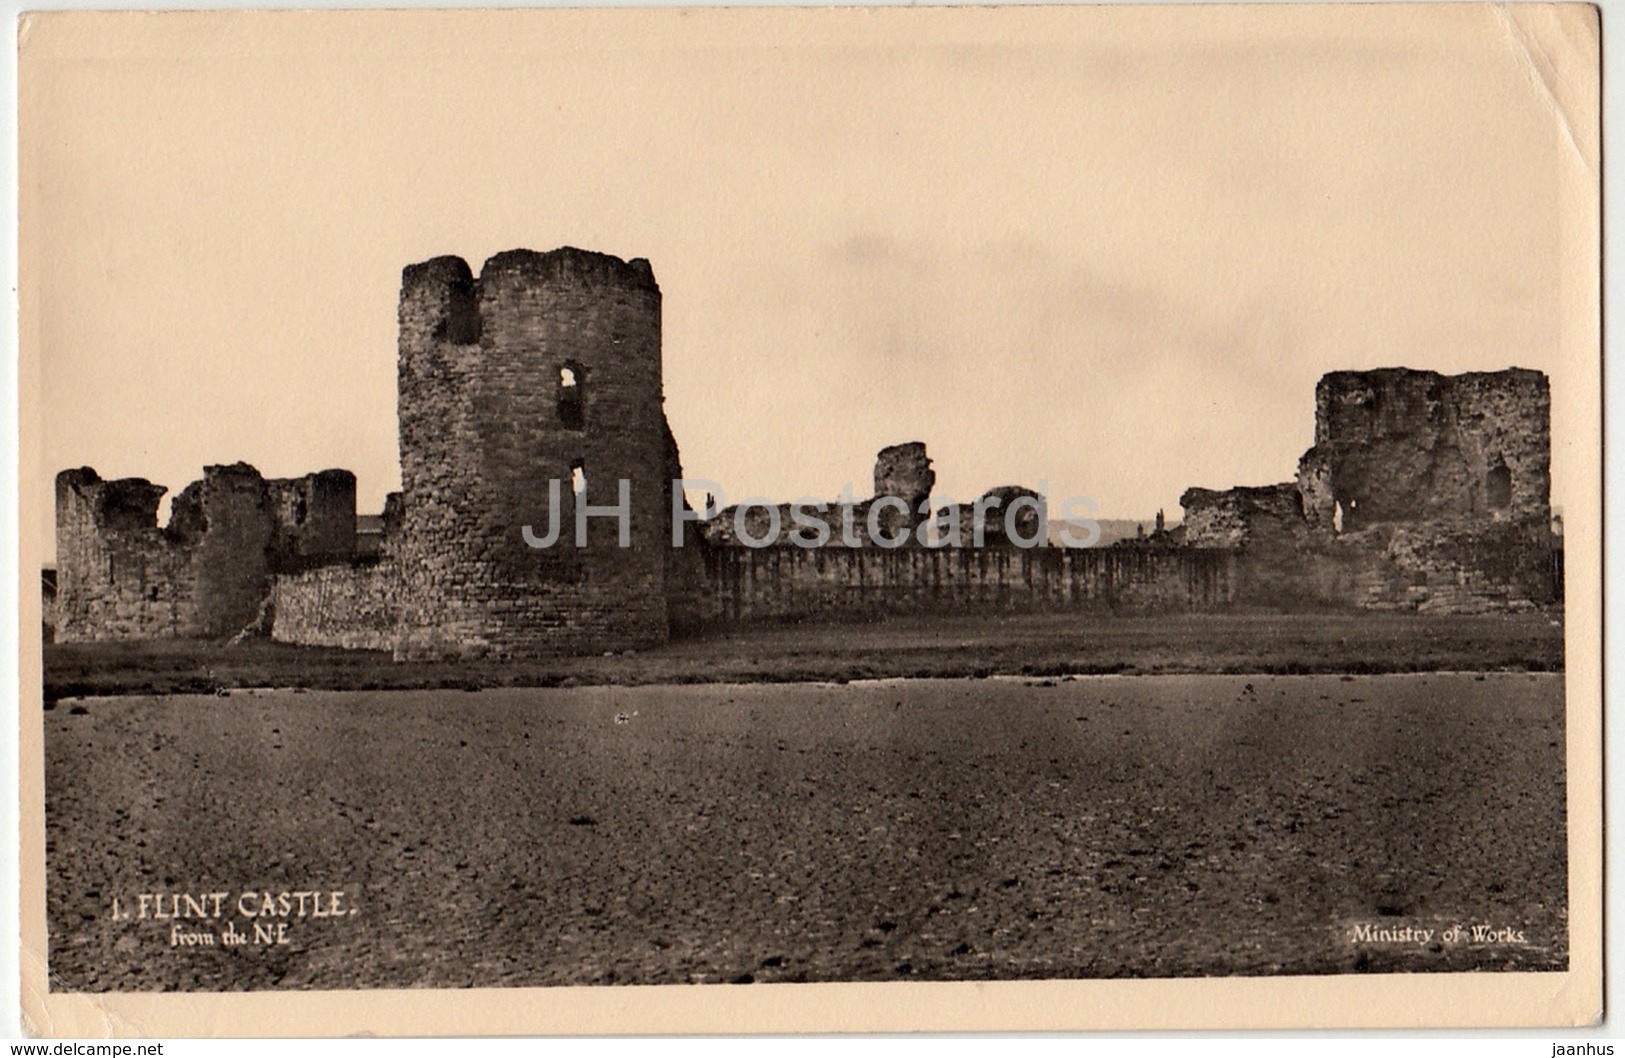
<box><xmin>16</xmin><ymin>3</ymin><xmax>1602</xmax><ymax>1035</ymax></box>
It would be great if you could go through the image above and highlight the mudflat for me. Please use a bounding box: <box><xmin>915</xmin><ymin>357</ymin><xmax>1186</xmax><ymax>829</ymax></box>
<box><xmin>45</xmin><ymin>673</ymin><xmax>1565</xmax><ymax>990</ymax></box>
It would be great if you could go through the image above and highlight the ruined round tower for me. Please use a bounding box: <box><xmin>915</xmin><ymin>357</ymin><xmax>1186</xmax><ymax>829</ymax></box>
<box><xmin>393</xmin><ymin>247</ymin><xmax>674</xmax><ymax>659</ymax></box>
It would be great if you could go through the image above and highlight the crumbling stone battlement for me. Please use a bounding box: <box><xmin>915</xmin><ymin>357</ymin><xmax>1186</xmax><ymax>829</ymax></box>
<box><xmin>268</xmin><ymin>469</ymin><xmax>359</xmax><ymax>564</ymax></box>
<box><xmin>1297</xmin><ymin>368</ymin><xmax>1550</xmax><ymax>532</ymax></box>
<box><xmin>874</xmin><ymin>441</ymin><xmax>936</xmax><ymax>540</ymax></box>
<box><xmin>1177</xmin><ymin>367</ymin><xmax>1558</xmax><ymax>611</ymax></box>
<box><xmin>54</xmin><ymin>468</ymin><xmax>195</xmax><ymax>640</ymax></box>
<box><xmin>54</xmin><ymin>462</ymin><xmax>360</xmax><ymax>641</ymax></box>
<box><xmin>698</xmin><ymin>442</ymin><xmax>1045</xmax><ymax>550</ymax></box>
<box><xmin>701</xmin><ymin>441</ymin><xmax>941</xmax><ymax>548</ymax></box>
<box><xmin>701</xmin><ymin>500</ymin><xmax>864</xmax><ymax>548</ymax></box>
<box><xmin>937</xmin><ymin>485</ymin><xmax>1047</xmax><ymax>548</ymax></box>
<box><xmin>57</xmin><ymin>470</ymin><xmax>169</xmax><ymax>533</ymax></box>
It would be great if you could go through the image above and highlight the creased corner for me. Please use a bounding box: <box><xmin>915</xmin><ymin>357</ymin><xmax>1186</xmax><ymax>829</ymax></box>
<box><xmin>20</xmin><ymin>940</ymin><xmax>157</xmax><ymax>1039</ymax></box>
<box><xmin>1490</xmin><ymin>3</ymin><xmax>1600</xmax><ymax>178</ymax></box>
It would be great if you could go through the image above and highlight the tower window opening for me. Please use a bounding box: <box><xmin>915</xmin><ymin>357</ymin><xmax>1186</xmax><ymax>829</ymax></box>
<box><xmin>558</xmin><ymin>363</ymin><xmax>586</xmax><ymax>430</ymax></box>
<box><xmin>571</xmin><ymin>461</ymin><xmax>587</xmax><ymax>496</ymax></box>
<box><xmin>440</xmin><ymin>280</ymin><xmax>481</xmax><ymax>345</ymax></box>
<box><xmin>1486</xmin><ymin>463</ymin><xmax>1512</xmax><ymax>510</ymax></box>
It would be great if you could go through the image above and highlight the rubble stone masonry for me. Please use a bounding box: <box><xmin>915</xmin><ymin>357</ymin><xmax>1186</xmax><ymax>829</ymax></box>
<box><xmin>1296</xmin><ymin>368</ymin><xmax>1550</xmax><ymax>532</ymax></box>
<box><xmin>700</xmin><ymin>546</ymin><xmax>1234</xmax><ymax>623</ymax></box>
<box><xmin>1178</xmin><ymin>368</ymin><xmax>1558</xmax><ymax>611</ymax></box>
<box><xmin>390</xmin><ymin>248</ymin><xmax>674</xmax><ymax>659</ymax></box>
<box><xmin>54</xmin><ymin>255</ymin><xmax>1560</xmax><ymax>656</ymax></box>
<box><xmin>54</xmin><ymin>463</ymin><xmax>358</xmax><ymax>641</ymax></box>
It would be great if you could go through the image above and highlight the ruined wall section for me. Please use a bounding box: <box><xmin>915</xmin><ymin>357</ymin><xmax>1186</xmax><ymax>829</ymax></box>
<box><xmin>699</xmin><ymin>443</ymin><xmax>941</xmax><ymax>549</ymax></box>
<box><xmin>699</xmin><ymin>546</ymin><xmax>1233</xmax><ymax>623</ymax></box>
<box><xmin>1177</xmin><ymin>369</ymin><xmax>1556</xmax><ymax>613</ymax></box>
<box><xmin>663</xmin><ymin>422</ymin><xmax>713</xmax><ymax>634</ymax></box>
<box><xmin>873</xmin><ymin>441</ymin><xmax>935</xmax><ymax>540</ymax></box>
<box><xmin>40</xmin><ymin>570</ymin><xmax>58</xmax><ymax>643</ymax></box>
<box><xmin>1180</xmin><ymin>484</ymin><xmax>1306</xmax><ymax>550</ymax></box>
<box><xmin>392</xmin><ymin>248</ymin><xmax>672</xmax><ymax>659</ymax></box>
<box><xmin>1447</xmin><ymin>371</ymin><xmax>1552</xmax><ymax>523</ymax></box>
<box><xmin>1177</xmin><ymin>483</ymin><xmax>1315</xmax><ymax>606</ymax></box>
<box><xmin>1317</xmin><ymin>521</ymin><xmax>1559</xmax><ymax>613</ymax></box>
<box><xmin>268</xmin><ymin>469</ymin><xmax>358</xmax><ymax>566</ymax></box>
<box><xmin>54</xmin><ymin>469</ymin><xmax>198</xmax><ymax>640</ymax></box>
<box><xmin>186</xmin><ymin>464</ymin><xmax>275</xmax><ymax>637</ymax></box>
<box><xmin>696</xmin><ymin>445</ymin><xmax>1050</xmax><ymax>551</ymax></box>
<box><xmin>937</xmin><ymin>486</ymin><xmax>1047</xmax><ymax>547</ymax></box>
<box><xmin>702</xmin><ymin>501</ymin><xmax>869</xmax><ymax>548</ymax></box>
<box><xmin>270</xmin><ymin>563</ymin><xmax>402</xmax><ymax>651</ymax></box>
<box><xmin>379</xmin><ymin>492</ymin><xmax>405</xmax><ymax>556</ymax></box>
<box><xmin>56</xmin><ymin>462</ymin><xmax>367</xmax><ymax>642</ymax></box>
<box><xmin>686</xmin><ymin>451</ymin><xmax>1215</xmax><ymax>621</ymax></box>
<box><xmin>1296</xmin><ymin>369</ymin><xmax>1550</xmax><ymax>532</ymax></box>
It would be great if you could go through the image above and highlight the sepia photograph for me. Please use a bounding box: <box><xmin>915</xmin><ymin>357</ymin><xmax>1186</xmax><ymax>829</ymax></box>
<box><xmin>16</xmin><ymin>3</ymin><xmax>1602</xmax><ymax>1034</ymax></box>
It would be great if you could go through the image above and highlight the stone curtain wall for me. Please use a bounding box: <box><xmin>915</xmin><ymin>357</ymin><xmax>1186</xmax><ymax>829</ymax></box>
<box><xmin>265</xmin><ymin>525</ymin><xmax>1555</xmax><ymax>649</ymax></box>
<box><xmin>1181</xmin><ymin>484</ymin><xmax>1307</xmax><ymax>550</ymax></box>
<box><xmin>270</xmin><ymin>563</ymin><xmax>401</xmax><ymax>651</ymax></box>
<box><xmin>1252</xmin><ymin>523</ymin><xmax>1562</xmax><ymax>614</ymax></box>
<box><xmin>391</xmin><ymin>248</ymin><xmax>676</xmax><ymax>660</ymax></box>
<box><xmin>699</xmin><ymin>546</ymin><xmax>1235</xmax><ymax>623</ymax></box>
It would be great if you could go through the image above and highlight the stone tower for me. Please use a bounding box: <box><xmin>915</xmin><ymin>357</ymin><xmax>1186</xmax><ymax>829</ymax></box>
<box><xmin>393</xmin><ymin>247</ymin><xmax>675</xmax><ymax>659</ymax></box>
<box><xmin>1295</xmin><ymin>368</ymin><xmax>1550</xmax><ymax>533</ymax></box>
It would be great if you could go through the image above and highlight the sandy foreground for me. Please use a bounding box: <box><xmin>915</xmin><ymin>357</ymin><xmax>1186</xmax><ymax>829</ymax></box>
<box><xmin>43</xmin><ymin>673</ymin><xmax>1566</xmax><ymax>990</ymax></box>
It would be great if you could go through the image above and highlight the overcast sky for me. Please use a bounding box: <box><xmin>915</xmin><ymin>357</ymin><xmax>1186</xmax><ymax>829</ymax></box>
<box><xmin>22</xmin><ymin>4</ymin><xmax>1598</xmax><ymax>546</ymax></box>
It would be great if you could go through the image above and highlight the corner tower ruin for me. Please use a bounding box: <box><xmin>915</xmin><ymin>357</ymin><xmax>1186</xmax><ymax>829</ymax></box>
<box><xmin>54</xmin><ymin>463</ymin><xmax>357</xmax><ymax>641</ymax></box>
<box><xmin>393</xmin><ymin>247</ymin><xmax>677</xmax><ymax>659</ymax></box>
<box><xmin>1174</xmin><ymin>366</ymin><xmax>1557</xmax><ymax>611</ymax></box>
<box><xmin>1295</xmin><ymin>369</ymin><xmax>1551</xmax><ymax>533</ymax></box>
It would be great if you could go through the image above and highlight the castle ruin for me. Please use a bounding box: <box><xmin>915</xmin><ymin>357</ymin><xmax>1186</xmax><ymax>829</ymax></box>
<box><xmin>53</xmin><ymin>464</ymin><xmax>356</xmax><ymax>641</ymax></box>
<box><xmin>1169</xmin><ymin>368</ymin><xmax>1558</xmax><ymax>612</ymax></box>
<box><xmin>51</xmin><ymin>247</ymin><xmax>1562</xmax><ymax>656</ymax></box>
<box><xmin>386</xmin><ymin>249</ymin><xmax>688</xmax><ymax>658</ymax></box>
